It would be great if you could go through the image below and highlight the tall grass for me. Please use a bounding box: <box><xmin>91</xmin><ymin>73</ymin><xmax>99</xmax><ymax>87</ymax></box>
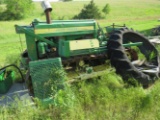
<box><xmin>1</xmin><ymin>70</ymin><xmax>160</xmax><ymax>120</ymax></box>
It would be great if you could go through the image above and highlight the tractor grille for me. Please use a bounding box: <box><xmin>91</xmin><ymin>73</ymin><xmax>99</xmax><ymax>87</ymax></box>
<box><xmin>29</xmin><ymin>58</ymin><xmax>65</xmax><ymax>100</ymax></box>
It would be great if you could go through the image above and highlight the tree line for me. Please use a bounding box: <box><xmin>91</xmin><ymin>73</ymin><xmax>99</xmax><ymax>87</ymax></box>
<box><xmin>0</xmin><ymin>0</ymin><xmax>110</xmax><ymax>20</ymax></box>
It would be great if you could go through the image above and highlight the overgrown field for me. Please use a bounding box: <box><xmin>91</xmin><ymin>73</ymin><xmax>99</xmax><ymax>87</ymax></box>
<box><xmin>1</xmin><ymin>71</ymin><xmax>160</xmax><ymax>120</ymax></box>
<box><xmin>0</xmin><ymin>0</ymin><xmax>160</xmax><ymax>119</ymax></box>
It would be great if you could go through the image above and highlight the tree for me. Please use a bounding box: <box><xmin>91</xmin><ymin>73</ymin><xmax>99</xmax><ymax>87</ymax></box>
<box><xmin>0</xmin><ymin>0</ymin><xmax>33</xmax><ymax>20</ymax></box>
<box><xmin>74</xmin><ymin>0</ymin><xmax>102</xmax><ymax>19</ymax></box>
<box><xmin>102</xmin><ymin>3</ymin><xmax>110</xmax><ymax>15</ymax></box>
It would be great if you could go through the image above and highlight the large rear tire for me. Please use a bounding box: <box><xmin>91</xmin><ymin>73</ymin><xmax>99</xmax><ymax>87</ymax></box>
<box><xmin>107</xmin><ymin>28</ymin><xmax>159</xmax><ymax>86</ymax></box>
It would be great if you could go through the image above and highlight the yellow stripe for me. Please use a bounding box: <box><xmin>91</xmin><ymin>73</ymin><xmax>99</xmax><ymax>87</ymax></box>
<box><xmin>70</xmin><ymin>39</ymin><xmax>99</xmax><ymax>51</ymax></box>
<box><xmin>34</xmin><ymin>26</ymin><xmax>94</xmax><ymax>34</ymax></box>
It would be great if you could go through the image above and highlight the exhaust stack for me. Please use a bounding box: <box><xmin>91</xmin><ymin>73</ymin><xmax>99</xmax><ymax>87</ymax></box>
<box><xmin>41</xmin><ymin>1</ymin><xmax>52</xmax><ymax>24</ymax></box>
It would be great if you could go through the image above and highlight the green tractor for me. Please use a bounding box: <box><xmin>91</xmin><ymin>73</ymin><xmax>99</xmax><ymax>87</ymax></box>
<box><xmin>14</xmin><ymin>1</ymin><xmax>159</xmax><ymax>102</ymax></box>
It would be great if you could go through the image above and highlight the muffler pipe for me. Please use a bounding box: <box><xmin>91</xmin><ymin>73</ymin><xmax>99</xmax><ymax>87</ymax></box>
<box><xmin>41</xmin><ymin>1</ymin><xmax>52</xmax><ymax>24</ymax></box>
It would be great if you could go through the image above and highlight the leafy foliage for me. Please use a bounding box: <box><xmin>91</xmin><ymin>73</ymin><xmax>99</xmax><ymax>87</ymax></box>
<box><xmin>0</xmin><ymin>0</ymin><xmax>5</xmax><ymax>4</ymax></box>
<box><xmin>1</xmin><ymin>69</ymin><xmax>160</xmax><ymax>120</ymax></box>
<box><xmin>102</xmin><ymin>3</ymin><xmax>110</xmax><ymax>15</ymax></box>
<box><xmin>74</xmin><ymin>0</ymin><xmax>103</xmax><ymax>19</ymax></box>
<box><xmin>0</xmin><ymin>0</ymin><xmax>33</xmax><ymax>20</ymax></box>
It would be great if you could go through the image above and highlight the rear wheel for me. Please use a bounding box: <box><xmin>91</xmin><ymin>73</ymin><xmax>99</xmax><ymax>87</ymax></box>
<box><xmin>107</xmin><ymin>28</ymin><xmax>159</xmax><ymax>86</ymax></box>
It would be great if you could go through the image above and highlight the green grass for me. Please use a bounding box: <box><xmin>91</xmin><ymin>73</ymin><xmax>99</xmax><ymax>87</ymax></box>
<box><xmin>0</xmin><ymin>0</ymin><xmax>160</xmax><ymax>119</ymax></box>
<box><xmin>1</xmin><ymin>71</ymin><xmax>160</xmax><ymax>120</ymax></box>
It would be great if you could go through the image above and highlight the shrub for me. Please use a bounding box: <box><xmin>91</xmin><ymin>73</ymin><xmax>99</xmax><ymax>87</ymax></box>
<box><xmin>0</xmin><ymin>0</ymin><xmax>5</xmax><ymax>4</ymax></box>
<box><xmin>0</xmin><ymin>0</ymin><xmax>34</xmax><ymax>20</ymax></box>
<box><xmin>102</xmin><ymin>3</ymin><xmax>110</xmax><ymax>15</ymax></box>
<box><xmin>74</xmin><ymin>0</ymin><xmax>102</xmax><ymax>19</ymax></box>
